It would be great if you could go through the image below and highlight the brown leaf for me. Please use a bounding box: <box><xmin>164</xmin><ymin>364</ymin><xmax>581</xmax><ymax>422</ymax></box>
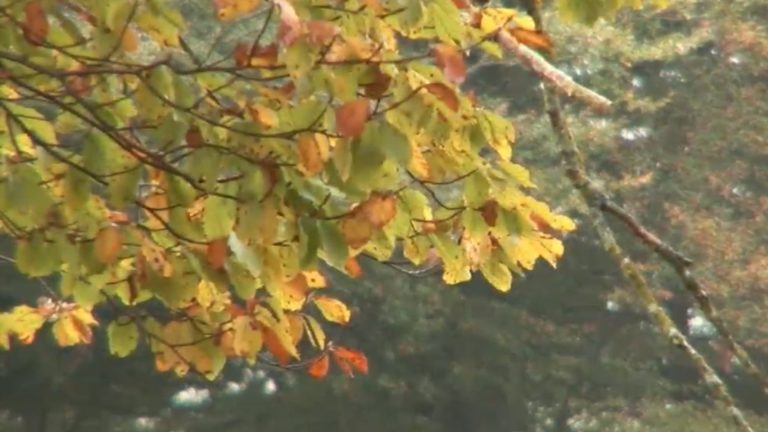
<box><xmin>432</xmin><ymin>44</ymin><xmax>466</xmax><ymax>85</ymax></box>
<box><xmin>335</xmin><ymin>98</ymin><xmax>370</xmax><ymax>138</ymax></box>
<box><xmin>507</xmin><ymin>28</ymin><xmax>555</xmax><ymax>54</ymax></box>
<box><xmin>339</xmin><ymin>209</ymin><xmax>373</xmax><ymax>249</ymax></box>
<box><xmin>206</xmin><ymin>238</ymin><xmax>228</xmax><ymax>270</ymax></box>
<box><xmin>423</xmin><ymin>83</ymin><xmax>459</xmax><ymax>112</ymax></box>
<box><xmin>23</xmin><ymin>1</ymin><xmax>49</xmax><ymax>46</ymax></box>
<box><xmin>94</xmin><ymin>226</ymin><xmax>122</xmax><ymax>265</ymax></box>
<box><xmin>361</xmin><ymin>66</ymin><xmax>392</xmax><ymax>99</ymax></box>
<box><xmin>185</xmin><ymin>125</ymin><xmax>205</xmax><ymax>148</ymax></box>
<box><xmin>480</xmin><ymin>200</ymin><xmax>499</xmax><ymax>227</ymax></box>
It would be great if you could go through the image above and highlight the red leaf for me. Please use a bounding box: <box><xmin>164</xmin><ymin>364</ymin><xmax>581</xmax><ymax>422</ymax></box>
<box><xmin>307</xmin><ymin>355</ymin><xmax>330</xmax><ymax>379</ymax></box>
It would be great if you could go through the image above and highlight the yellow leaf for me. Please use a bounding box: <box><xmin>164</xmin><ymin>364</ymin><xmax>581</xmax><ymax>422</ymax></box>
<box><xmin>287</xmin><ymin>313</ymin><xmax>305</xmax><ymax>345</ymax></box>
<box><xmin>312</xmin><ymin>295</ymin><xmax>351</xmax><ymax>325</ymax></box>
<box><xmin>302</xmin><ymin>270</ymin><xmax>328</xmax><ymax>288</ymax></box>
<box><xmin>52</xmin><ymin>312</ymin><xmax>95</xmax><ymax>347</ymax></box>
<box><xmin>232</xmin><ymin>315</ymin><xmax>263</xmax><ymax>364</ymax></box>
<box><xmin>302</xmin><ymin>315</ymin><xmax>326</xmax><ymax>349</ymax></box>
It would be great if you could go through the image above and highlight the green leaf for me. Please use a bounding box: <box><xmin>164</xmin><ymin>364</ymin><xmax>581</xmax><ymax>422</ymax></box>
<box><xmin>203</xmin><ymin>195</ymin><xmax>237</xmax><ymax>239</ymax></box>
<box><xmin>298</xmin><ymin>217</ymin><xmax>321</xmax><ymax>270</ymax></box>
<box><xmin>107</xmin><ymin>320</ymin><xmax>140</xmax><ymax>358</ymax></box>
<box><xmin>15</xmin><ymin>232</ymin><xmax>61</xmax><ymax>278</ymax></box>
<box><xmin>318</xmin><ymin>220</ymin><xmax>348</xmax><ymax>268</ymax></box>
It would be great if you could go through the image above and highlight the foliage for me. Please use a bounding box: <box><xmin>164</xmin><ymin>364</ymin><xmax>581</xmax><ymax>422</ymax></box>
<box><xmin>0</xmin><ymin>0</ymin><xmax>645</xmax><ymax>380</ymax></box>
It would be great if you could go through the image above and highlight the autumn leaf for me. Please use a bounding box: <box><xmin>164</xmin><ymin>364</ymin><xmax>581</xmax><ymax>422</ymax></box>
<box><xmin>303</xmin><ymin>20</ymin><xmax>340</xmax><ymax>46</ymax></box>
<box><xmin>313</xmin><ymin>295</ymin><xmax>351</xmax><ymax>325</ymax></box>
<box><xmin>507</xmin><ymin>28</ymin><xmax>555</xmax><ymax>54</ymax></box>
<box><xmin>344</xmin><ymin>257</ymin><xmax>363</xmax><ymax>278</ymax></box>
<box><xmin>307</xmin><ymin>354</ymin><xmax>330</xmax><ymax>379</ymax></box>
<box><xmin>297</xmin><ymin>133</ymin><xmax>330</xmax><ymax>176</ymax></box>
<box><xmin>480</xmin><ymin>200</ymin><xmax>499</xmax><ymax>227</ymax></box>
<box><xmin>335</xmin><ymin>98</ymin><xmax>371</xmax><ymax>138</ymax></box>
<box><xmin>361</xmin><ymin>192</ymin><xmax>398</xmax><ymax>228</ymax></box>
<box><xmin>432</xmin><ymin>44</ymin><xmax>467</xmax><ymax>85</ymax></box>
<box><xmin>332</xmin><ymin>346</ymin><xmax>368</xmax><ymax>377</ymax></box>
<box><xmin>23</xmin><ymin>1</ymin><xmax>49</xmax><ymax>46</ymax></box>
<box><xmin>94</xmin><ymin>225</ymin><xmax>122</xmax><ymax>265</ymax></box>
<box><xmin>235</xmin><ymin>43</ymin><xmax>279</xmax><ymax>68</ymax></box>
<box><xmin>339</xmin><ymin>209</ymin><xmax>374</xmax><ymax>249</ymax></box>
<box><xmin>275</xmin><ymin>0</ymin><xmax>301</xmax><ymax>47</ymax></box>
<box><xmin>263</xmin><ymin>327</ymin><xmax>293</xmax><ymax>365</ymax></box>
<box><xmin>303</xmin><ymin>270</ymin><xmax>328</xmax><ymax>288</ymax></box>
<box><xmin>213</xmin><ymin>0</ymin><xmax>262</xmax><ymax>22</ymax></box>
<box><xmin>361</xmin><ymin>66</ymin><xmax>392</xmax><ymax>99</ymax></box>
<box><xmin>206</xmin><ymin>238</ymin><xmax>228</xmax><ymax>270</ymax></box>
<box><xmin>423</xmin><ymin>83</ymin><xmax>460</xmax><ymax>112</ymax></box>
<box><xmin>121</xmin><ymin>28</ymin><xmax>140</xmax><ymax>52</ymax></box>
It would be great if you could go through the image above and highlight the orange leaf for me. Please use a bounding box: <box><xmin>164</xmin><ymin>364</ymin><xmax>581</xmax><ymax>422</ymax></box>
<box><xmin>94</xmin><ymin>226</ymin><xmax>122</xmax><ymax>265</ymax></box>
<box><xmin>247</xmin><ymin>104</ymin><xmax>278</xmax><ymax>129</ymax></box>
<box><xmin>332</xmin><ymin>346</ymin><xmax>368</xmax><ymax>377</ymax></box>
<box><xmin>23</xmin><ymin>1</ymin><xmax>49</xmax><ymax>46</ymax></box>
<box><xmin>307</xmin><ymin>354</ymin><xmax>330</xmax><ymax>379</ymax></box>
<box><xmin>121</xmin><ymin>28</ymin><xmax>140</xmax><ymax>52</ymax></box>
<box><xmin>107</xmin><ymin>211</ymin><xmax>130</xmax><ymax>224</ymax></box>
<box><xmin>339</xmin><ymin>209</ymin><xmax>373</xmax><ymax>249</ymax></box>
<box><xmin>344</xmin><ymin>257</ymin><xmax>363</xmax><ymax>278</ymax></box>
<box><xmin>275</xmin><ymin>0</ymin><xmax>301</xmax><ymax>47</ymax></box>
<box><xmin>507</xmin><ymin>28</ymin><xmax>554</xmax><ymax>54</ymax></box>
<box><xmin>263</xmin><ymin>327</ymin><xmax>292</xmax><ymax>365</ymax></box>
<box><xmin>432</xmin><ymin>44</ymin><xmax>466</xmax><ymax>85</ymax></box>
<box><xmin>297</xmin><ymin>133</ymin><xmax>330</xmax><ymax>176</ymax></box>
<box><xmin>335</xmin><ymin>98</ymin><xmax>370</xmax><ymax>138</ymax></box>
<box><xmin>282</xmin><ymin>274</ymin><xmax>308</xmax><ymax>309</ymax></box>
<box><xmin>361</xmin><ymin>192</ymin><xmax>397</xmax><ymax>228</ymax></box>
<box><xmin>423</xmin><ymin>83</ymin><xmax>459</xmax><ymax>112</ymax></box>
<box><xmin>303</xmin><ymin>20</ymin><xmax>340</xmax><ymax>46</ymax></box>
<box><xmin>206</xmin><ymin>238</ymin><xmax>228</xmax><ymax>270</ymax></box>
